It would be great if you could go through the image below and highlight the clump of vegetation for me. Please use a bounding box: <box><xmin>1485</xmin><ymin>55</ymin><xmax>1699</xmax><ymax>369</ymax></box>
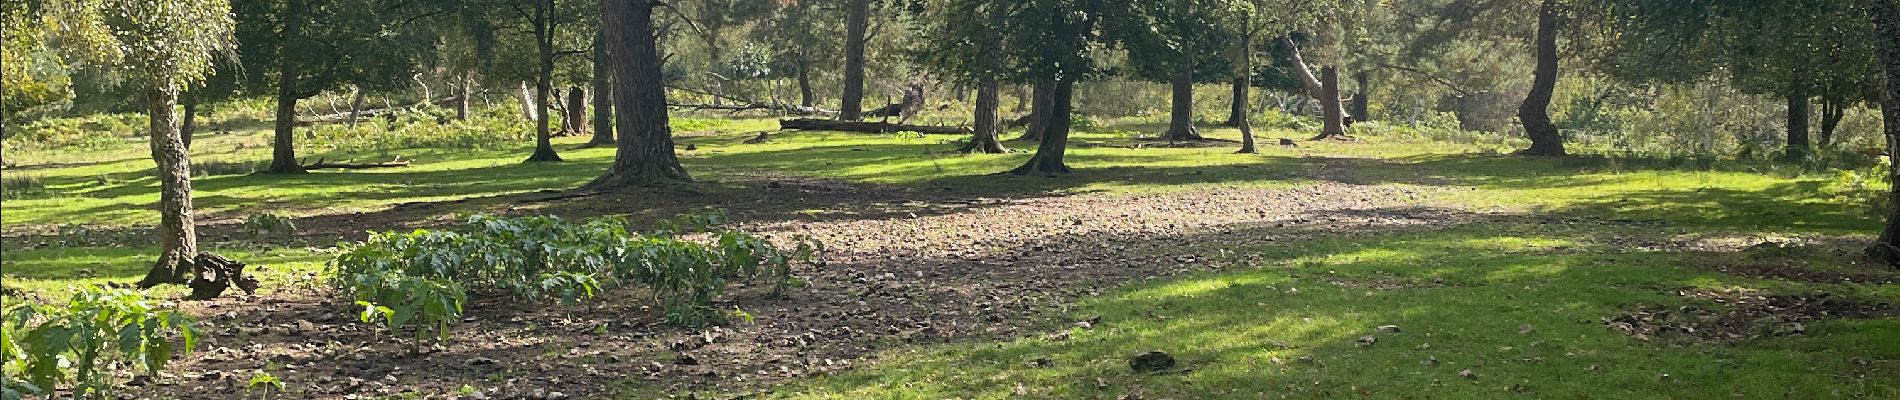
<box><xmin>306</xmin><ymin>110</ymin><xmax>530</xmax><ymax>153</ymax></box>
<box><xmin>1827</xmin><ymin>156</ymin><xmax>1894</xmax><ymax>217</ymax></box>
<box><xmin>1</xmin><ymin>287</ymin><xmax>197</xmax><ymax>398</ymax></box>
<box><xmin>1</xmin><ymin>114</ymin><xmax>142</xmax><ymax>152</ymax></box>
<box><xmin>194</xmin><ymin>159</ymin><xmax>265</xmax><ymax>177</ymax></box>
<box><xmin>328</xmin><ymin>214</ymin><xmax>822</xmax><ymax>339</ymax></box>
<box><xmin>241</xmin><ymin>213</ymin><xmax>298</xmax><ymax>244</ymax></box>
<box><xmin>0</xmin><ymin>175</ymin><xmax>49</xmax><ymax>200</ymax></box>
<box><xmin>671</xmin><ymin>117</ymin><xmax>735</xmax><ymax>133</ymax></box>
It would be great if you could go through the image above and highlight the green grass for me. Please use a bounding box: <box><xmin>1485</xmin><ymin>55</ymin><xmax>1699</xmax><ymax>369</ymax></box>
<box><xmin>0</xmin><ymin>118</ymin><xmax>1852</xmax><ymax>229</ymax></box>
<box><xmin>772</xmin><ymin>224</ymin><xmax>1900</xmax><ymax>399</ymax></box>
<box><xmin>3</xmin><ymin>113</ymin><xmax>1895</xmax><ymax>398</ymax></box>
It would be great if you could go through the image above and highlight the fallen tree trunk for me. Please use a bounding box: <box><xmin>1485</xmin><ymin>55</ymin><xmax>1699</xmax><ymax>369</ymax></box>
<box><xmin>670</xmin><ymin>102</ymin><xmax>838</xmax><ymax>116</ymax></box>
<box><xmin>779</xmin><ymin>119</ymin><xmax>971</xmax><ymax>135</ymax></box>
<box><xmin>302</xmin><ymin>156</ymin><xmax>412</xmax><ymax>170</ymax></box>
<box><xmin>308</xmin><ymin>95</ymin><xmax>467</xmax><ymax>124</ymax></box>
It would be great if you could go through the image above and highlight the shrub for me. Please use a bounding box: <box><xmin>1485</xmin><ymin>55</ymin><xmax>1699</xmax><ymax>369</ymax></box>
<box><xmin>2</xmin><ymin>114</ymin><xmax>141</xmax><ymax>152</ymax></box>
<box><xmin>242</xmin><ymin>213</ymin><xmax>298</xmax><ymax>244</ymax></box>
<box><xmin>1</xmin><ymin>287</ymin><xmax>197</xmax><ymax>398</ymax></box>
<box><xmin>194</xmin><ymin>159</ymin><xmax>265</xmax><ymax>177</ymax></box>
<box><xmin>1826</xmin><ymin>156</ymin><xmax>1893</xmax><ymax>218</ymax></box>
<box><xmin>305</xmin><ymin>113</ymin><xmax>530</xmax><ymax>153</ymax></box>
<box><xmin>328</xmin><ymin>214</ymin><xmax>822</xmax><ymax>337</ymax></box>
<box><xmin>0</xmin><ymin>175</ymin><xmax>49</xmax><ymax>200</ymax></box>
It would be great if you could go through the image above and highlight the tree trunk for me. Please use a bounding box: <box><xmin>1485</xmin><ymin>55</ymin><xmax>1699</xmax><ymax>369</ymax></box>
<box><xmin>565</xmin><ymin>86</ymin><xmax>587</xmax><ymax>136</ymax></box>
<box><xmin>525</xmin><ymin>0</ymin><xmax>563</xmax><ymax>163</ymax></box>
<box><xmin>346</xmin><ymin>87</ymin><xmax>366</xmax><ymax>128</ymax></box>
<box><xmin>1235</xmin><ymin>29</ymin><xmax>1257</xmax><ymax>153</ymax></box>
<box><xmin>518</xmin><ymin>81</ymin><xmax>538</xmax><ymax>121</ymax></box>
<box><xmin>181</xmin><ymin>92</ymin><xmax>199</xmax><ymax>150</ymax></box>
<box><xmin>267</xmin><ymin>0</ymin><xmax>307</xmax><ymax>174</ymax></box>
<box><xmin>1785</xmin><ymin>87</ymin><xmax>1811</xmax><ymax>161</ymax></box>
<box><xmin>589</xmin><ymin>31</ymin><xmax>616</xmax><ymax>147</ymax></box>
<box><xmin>839</xmin><ymin>0</ymin><xmax>870</xmax><ymax>121</ymax></box>
<box><xmin>1866</xmin><ymin>0</ymin><xmax>1900</xmax><ymax>266</ymax></box>
<box><xmin>1221</xmin><ymin>78</ymin><xmax>1247</xmax><ymax>127</ymax></box>
<box><xmin>1008</xmin><ymin>79</ymin><xmax>1075</xmax><ymax>175</ymax></box>
<box><xmin>1351</xmin><ymin>71</ymin><xmax>1370</xmax><ymax>121</ymax></box>
<box><xmin>1283</xmin><ymin>37</ymin><xmax>1326</xmax><ymax>101</ymax></box>
<box><xmin>961</xmin><ymin>79</ymin><xmax>1008</xmax><ymax>154</ymax></box>
<box><xmin>1014</xmin><ymin>84</ymin><xmax>1029</xmax><ymax>112</ymax></box>
<box><xmin>1313</xmin><ymin>66</ymin><xmax>1346</xmax><ymax>139</ymax></box>
<box><xmin>780</xmin><ymin>118</ymin><xmax>969</xmax><ymax>134</ymax></box>
<box><xmin>136</xmin><ymin>85</ymin><xmax>199</xmax><ymax>288</ymax></box>
<box><xmin>1017</xmin><ymin>80</ymin><xmax>1054</xmax><ymax>141</ymax></box>
<box><xmin>1518</xmin><ymin>0</ymin><xmax>1566</xmax><ymax>156</ymax></box>
<box><xmin>1820</xmin><ymin>97</ymin><xmax>1844</xmax><ymax>149</ymax></box>
<box><xmin>797</xmin><ymin>55</ymin><xmax>816</xmax><ymax>108</ymax></box>
<box><xmin>1163</xmin><ymin>66</ymin><xmax>1204</xmax><ymax>141</ymax></box>
<box><xmin>585</xmin><ymin>0</ymin><xmax>690</xmax><ymax>189</ymax></box>
<box><xmin>457</xmin><ymin>75</ymin><xmax>472</xmax><ymax>121</ymax></box>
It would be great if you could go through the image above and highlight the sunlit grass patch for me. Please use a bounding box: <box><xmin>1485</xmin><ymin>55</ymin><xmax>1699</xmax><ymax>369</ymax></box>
<box><xmin>764</xmin><ymin>225</ymin><xmax>1898</xmax><ymax>399</ymax></box>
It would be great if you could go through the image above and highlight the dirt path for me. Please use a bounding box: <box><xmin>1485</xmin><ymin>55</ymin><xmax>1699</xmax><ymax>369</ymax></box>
<box><xmin>134</xmin><ymin>179</ymin><xmax>1480</xmax><ymax>399</ymax></box>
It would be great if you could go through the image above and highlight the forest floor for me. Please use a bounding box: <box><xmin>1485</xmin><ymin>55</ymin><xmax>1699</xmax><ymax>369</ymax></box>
<box><xmin>3</xmin><ymin>118</ymin><xmax>1898</xmax><ymax>399</ymax></box>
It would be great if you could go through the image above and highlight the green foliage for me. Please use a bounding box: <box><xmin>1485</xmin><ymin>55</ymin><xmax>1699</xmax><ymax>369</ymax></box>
<box><xmin>0</xmin><ymin>287</ymin><xmax>196</xmax><ymax>398</ymax></box>
<box><xmin>328</xmin><ymin>214</ymin><xmax>822</xmax><ymax>336</ymax></box>
<box><xmin>306</xmin><ymin>109</ymin><xmax>530</xmax><ymax>153</ymax></box>
<box><xmin>672</xmin><ymin>117</ymin><xmax>736</xmax><ymax>133</ymax></box>
<box><xmin>1826</xmin><ymin>156</ymin><xmax>1894</xmax><ymax>218</ymax></box>
<box><xmin>1</xmin><ymin>113</ymin><xmax>142</xmax><ymax>152</ymax></box>
<box><xmin>345</xmin><ymin>273</ymin><xmax>467</xmax><ymax>342</ymax></box>
<box><xmin>246</xmin><ymin>370</ymin><xmax>286</xmax><ymax>398</ymax></box>
<box><xmin>46</xmin><ymin>0</ymin><xmax>236</xmax><ymax>91</ymax></box>
<box><xmin>242</xmin><ymin>213</ymin><xmax>298</xmax><ymax>244</ymax></box>
<box><xmin>0</xmin><ymin>175</ymin><xmax>49</xmax><ymax>201</ymax></box>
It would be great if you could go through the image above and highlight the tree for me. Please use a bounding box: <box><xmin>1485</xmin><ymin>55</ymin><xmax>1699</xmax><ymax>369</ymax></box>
<box><xmin>1600</xmin><ymin>0</ymin><xmax>1880</xmax><ymax>160</ymax></box>
<box><xmin>235</xmin><ymin>0</ymin><xmax>432</xmax><ymax>174</ymax></box>
<box><xmin>1</xmin><ymin>3</ymin><xmax>71</xmax><ymax>138</ymax></box>
<box><xmin>913</xmin><ymin>0</ymin><xmax>1011</xmax><ymax>153</ymax></box>
<box><xmin>997</xmin><ymin>0</ymin><xmax>1113</xmax><ymax>175</ymax></box>
<box><xmin>1269</xmin><ymin>0</ymin><xmax>1371</xmax><ymax>141</ymax></box>
<box><xmin>1864</xmin><ymin>0</ymin><xmax>1900</xmax><ymax>266</ymax></box>
<box><xmin>1106</xmin><ymin>0</ymin><xmax>1235</xmax><ymax>141</ymax></box>
<box><xmin>839</xmin><ymin>0</ymin><xmax>871</xmax><ymax>121</ymax></box>
<box><xmin>1518</xmin><ymin>0</ymin><xmax>1564</xmax><ymax>155</ymax></box>
<box><xmin>583</xmin><ymin>0</ymin><xmax>689</xmax><ymax>188</ymax></box>
<box><xmin>522</xmin><ymin>0</ymin><xmax>567</xmax><ymax>162</ymax></box>
<box><xmin>46</xmin><ymin>0</ymin><xmax>235</xmax><ymax>287</ymax></box>
<box><xmin>586</xmin><ymin>27</ymin><xmax>615</xmax><ymax>147</ymax></box>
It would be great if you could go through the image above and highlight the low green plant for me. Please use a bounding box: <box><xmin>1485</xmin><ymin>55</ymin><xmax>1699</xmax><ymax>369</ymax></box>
<box><xmin>328</xmin><ymin>214</ymin><xmax>822</xmax><ymax>338</ymax></box>
<box><xmin>242</xmin><ymin>213</ymin><xmax>298</xmax><ymax>243</ymax></box>
<box><xmin>247</xmin><ymin>370</ymin><xmax>286</xmax><ymax>399</ymax></box>
<box><xmin>0</xmin><ymin>175</ymin><xmax>48</xmax><ymax>201</ymax></box>
<box><xmin>0</xmin><ymin>286</ymin><xmax>197</xmax><ymax>398</ymax></box>
<box><xmin>195</xmin><ymin>159</ymin><xmax>265</xmax><ymax>177</ymax></box>
<box><xmin>1826</xmin><ymin>155</ymin><xmax>1893</xmax><ymax>217</ymax></box>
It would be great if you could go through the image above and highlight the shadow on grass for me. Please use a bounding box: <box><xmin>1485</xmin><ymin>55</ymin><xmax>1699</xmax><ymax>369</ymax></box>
<box><xmin>773</xmin><ymin>222</ymin><xmax>1900</xmax><ymax>399</ymax></box>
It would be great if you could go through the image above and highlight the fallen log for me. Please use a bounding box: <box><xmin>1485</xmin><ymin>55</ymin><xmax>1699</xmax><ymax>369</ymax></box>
<box><xmin>302</xmin><ymin>156</ymin><xmax>412</xmax><ymax>170</ymax></box>
<box><xmin>778</xmin><ymin>119</ymin><xmax>972</xmax><ymax>135</ymax></box>
<box><xmin>670</xmin><ymin>102</ymin><xmax>838</xmax><ymax>116</ymax></box>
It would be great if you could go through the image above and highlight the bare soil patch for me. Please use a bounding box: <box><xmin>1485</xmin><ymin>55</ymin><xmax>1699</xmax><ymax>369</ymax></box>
<box><xmin>128</xmin><ymin>180</ymin><xmax>1463</xmax><ymax>398</ymax></box>
<box><xmin>1603</xmin><ymin>290</ymin><xmax>1900</xmax><ymax>346</ymax></box>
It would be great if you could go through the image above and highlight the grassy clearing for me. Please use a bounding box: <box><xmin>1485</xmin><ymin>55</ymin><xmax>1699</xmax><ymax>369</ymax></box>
<box><xmin>773</xmin><ymin>224</ymin><xmax>1900</xmax><ymax>399</ymax></box>
<box><xmin>3</xmin><ymin>114</ymin><xmax>1894</xmax><ymax>398</ymax></box>
<box><xmin>0</xmin><ymin>118</ymin><xmax>1850</xmax><ymax>229</ymax></box>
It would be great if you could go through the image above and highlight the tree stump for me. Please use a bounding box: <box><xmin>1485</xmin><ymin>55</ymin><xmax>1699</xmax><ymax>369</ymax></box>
<box><xmin>187</xmin><ymin>252</ymin><xmax>260</xmax><ymax>300</ymax></box>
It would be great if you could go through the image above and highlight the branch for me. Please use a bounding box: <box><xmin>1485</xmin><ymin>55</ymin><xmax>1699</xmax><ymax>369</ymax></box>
<box><xmin>1374</xmin><ymin>62</ymin><xmax>1482</xmax><ymax>98</ymax></box>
